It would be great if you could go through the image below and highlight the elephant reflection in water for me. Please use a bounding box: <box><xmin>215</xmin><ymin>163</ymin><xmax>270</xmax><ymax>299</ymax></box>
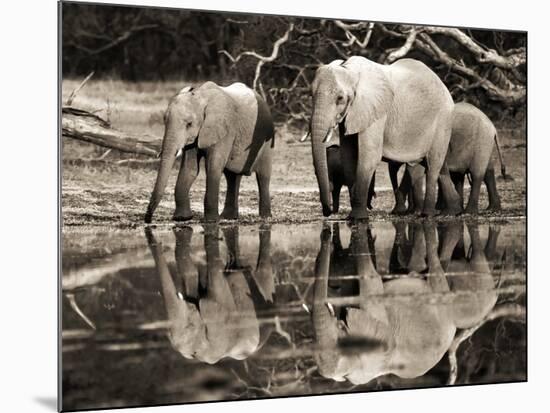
<box><xmin>312</xmin><ymin>221</ymin><xmax>502</xmax><ymax>384</ymax></box>
<box><xmin>145</xmin><ymin>224</ymin><xmax>274</xmax><ymax>364</ymax></box>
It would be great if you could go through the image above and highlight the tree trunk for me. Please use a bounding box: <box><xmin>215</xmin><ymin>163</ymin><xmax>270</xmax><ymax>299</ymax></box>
<box><xmin>62</xmin><ymin>107</ymin><xmax>161</xmax><ymax>157</ymax></box>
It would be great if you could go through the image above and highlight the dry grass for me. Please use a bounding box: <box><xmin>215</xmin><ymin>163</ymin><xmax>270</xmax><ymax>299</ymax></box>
<box><xmin>61</xmin><ymin>79</ymin><xmax>526</xmax><ymax>227</ymax></box>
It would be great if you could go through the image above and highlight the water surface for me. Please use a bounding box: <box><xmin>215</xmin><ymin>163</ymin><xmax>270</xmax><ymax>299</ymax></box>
<box><xmin>61</xmin><ymin>220</ymin><xmax>526</xmax><ymax>411</ymax></box>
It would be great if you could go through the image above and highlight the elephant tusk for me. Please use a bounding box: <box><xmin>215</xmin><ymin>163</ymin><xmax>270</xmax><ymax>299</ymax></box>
<box><xmin>323</xmin><ymin>126</ymin><xmax>338</xmax><ymax>144</ymax></box>
<box><xmin>302</xmin><ymin>303</ymin><xmax>310</xmax><ymax>313</ymax></box>
<box><xmin>326</xmin><ymin>301</ymin><xmax>335</xmax><ymax>317</ymax></box>
<box><xmin>177</xmin><ymin>291</ymin><xmax>184</xmax><ymax>300</ymax></box>
<box><xmin>299</xmin><ymin>131</ymin><xmax>310</xmax><ymax>142</ymax></box>
<box><xmin>175</xmin><ymin>148</ymin><xmax>183</xmax><ymax>158</ymax></box>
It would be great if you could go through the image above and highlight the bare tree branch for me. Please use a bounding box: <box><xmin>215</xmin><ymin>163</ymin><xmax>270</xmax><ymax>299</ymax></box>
<box><xmin>385</xmin><ymin>27</ymin><xmax>418</xmax><ymax>63</ymax></box>
<box><xmin>220</xmin><ymin>23</ymin><xmax>295</xmax><ymax>96</ymax></box>
<box><xmin>67</xmin><ymin>24</ymin><xmax>158</xmax><ymax>56</ymax></box>
<box><xmin>423</xmin><ymin>26</ymin><xmax>526</xmax><ymax>69</ymax></box>
<box><xmin>416</xmin><ymin>33</ymin><xmax>525</xmax><ymax>104</ymax></box>
<box><xmin>66</xmin><ymin>71</ymin><xmax>95</xmax><ymax>106</ymax></box>
<box><xmin>334</xmin><ymin>20</ymin><xmax>374</xmax><ymax>49</ymax></box>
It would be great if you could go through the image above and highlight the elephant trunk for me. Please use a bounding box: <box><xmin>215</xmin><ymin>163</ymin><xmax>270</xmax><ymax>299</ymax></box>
<box><xmin>312</xmin><ymin>229</ymin><xmax>338</xmax><ymax>349</ymax></box>
<box><xmin>312</xmin><ymin>230</ymin><xmax>341</xmax><ymax>377</ymax></box>
<box><xmin>311</xmin><ymin>94</ymin><xmax>333</xmax><ymax>217</ymax></box>
<box><xmin>145</xmin><ymin>132</ymin><xmax>179</xmax><ymax>223</ymax></box>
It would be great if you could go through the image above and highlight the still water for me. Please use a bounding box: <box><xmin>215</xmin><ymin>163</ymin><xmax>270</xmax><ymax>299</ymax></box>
<box><xmin>61</xmin><ymin>220</ymin><xmax>526</xmax><ymax>411</ymax></box>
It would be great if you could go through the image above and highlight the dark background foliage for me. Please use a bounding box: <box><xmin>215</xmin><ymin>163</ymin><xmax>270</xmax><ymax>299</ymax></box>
<box><xmin>61</xmin><ymin>2</ymin><xmax>526</xmax><ymax>124</ymax></box>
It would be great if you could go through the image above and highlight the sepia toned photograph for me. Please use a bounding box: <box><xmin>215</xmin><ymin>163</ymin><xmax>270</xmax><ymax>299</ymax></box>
<box><xmin>59</xmin><ymin>1</ymin><xmax>526</xmax><ymax>411</ymax></box>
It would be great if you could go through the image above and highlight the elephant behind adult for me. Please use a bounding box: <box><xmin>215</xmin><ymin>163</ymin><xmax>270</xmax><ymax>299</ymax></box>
<box><xmin>145</xmin><ymin>81</ymin><xmax>274</xmax><ymax>223</ymax></box>
<box><xmin>444</xmin><ymin>102</ymin><xmax>506</xmax><ymax>213</ymax></box>
<box><xmin>392</xmin><ymin>102</ymin><xmax>508</xmax><ymax>214</ymax></box>
<box><xmin>310</xmin><ymin>56</ymin><xmax>461</xmax><ymax>218</ymax></box>
<box><xmin>326</xmin><ymin>144</ymin><xmax>375</xmax><ymax>213</ymax></box>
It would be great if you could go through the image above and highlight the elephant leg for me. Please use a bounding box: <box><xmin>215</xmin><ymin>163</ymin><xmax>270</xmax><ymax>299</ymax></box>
<box><xmin>484</xmin><ymin>166</ymin><xmax>502</xmax><ymax>211</ymax></box>
<box><xmin>332</xmin><ymin>183</ymin><xmax>342</xmax><ymax>213</ymax></box>
<box><xmin>435</xmin><ymin>182</ymin><xmax>445</xmax><ymax>210</ymax></box>
<box><xmin>203</xmin><ymin>153</ymin><xmax>226</xmax><ymax>222</ymax></box>
<box><xmin>408</xmin><ymin>164</ymin><xmax>425</xmax><ymax>215</ymax></box>
<box><xmin>438</xmin><ymin>222</ymin><xmax>462</xmax><ymax>271</ymax></box>
<box><xmin>406</xmin><ymin>173</ymin><xmax>418</xmax><ymax>214</ymax></box>
<box><xmin>222</xmin><ymin>226</ymin><xmax>241</xmax><ymax>270</ymax></box>
<box><xmin>452</xmin><ymin>172</ymin><xmax>465</xmax><ymax>209</ymax></box>
<box><xmin>349</xmin><ymin>126</ymin><xmax>383</xmax><ymax>220</ymax></box>
<box><xmin>437</xmin><ymin>163</ymin><xmax>463</xmax><ymax>216</ymax></box>
<box><xmin>423</xmin><ymin>221</ymin><xmax>451</xmax><ymax>293</ymax></box>
<box><xmin>484</xmin><ymin>225</ymin><xmax>501</xmax><ymax>263</ymax></box>
<box><xmin>256</xmin><ymin>171</ymin><xmax>272</xmax><ymax>218</ymax></box>
<box><xmin>174</xmin><ymin>147</ymin><xmax>200</xmax><ymax>221</ymax></box>
<box><xmin>389</xmin><ymin>162</ymin><xmax>408</xmax><ymax>215</ymax></box>
<box><xmin>421</xmin><ymin>151</ymin><xmax>443</xmax><ymax>217</ymax></box>
<box><xmin>367</xmin><ymin>173</ymin><xmax>376</xmax><ymax>210</ymax></box>
<box><xmin>464</xmin><ymin>173</ymin><xmax>483</xmax><ymax>214</ymax></box>
<box><xmin>252</xmin><ymin>149</ymin><xmax>272</xmax><ymax>218</ymax></box>
<box><xmin>467</xmin><ymin>223</ymin><xmax>484</xmax><ymax>261</ymax></box>
<box><xmin>408</xmin><ymin>223</ymin><xmax>427</xmax><ymax>273</ymax></box>
<box><xmin>173</xmin><ymin>226</ymin><xmax>198</xmax><ymax>299</ymax></box>
<box><xmin>423</xmin><ymin>147</ymin><xmax>463</xmax><ymax>217</ymax></box>
<box><xmin>221</xmin><ymin>171</ymin><xmax>241</xmax><ymax>220</ymax></box>
<box><xmin>339</xmin><ymin>134</ymin><xmax>358</xmax><ymax>199</ymax></box>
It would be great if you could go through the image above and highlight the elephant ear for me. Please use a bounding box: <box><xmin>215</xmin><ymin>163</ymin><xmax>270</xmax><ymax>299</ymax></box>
<box><xmin>344</xmin><ymin>60</ymin><xmax>394</xmax><ymax>135</ymax></box>
<box><xmin>197</xmin><ymin>89</ymin><xmax>236</xmax><ymax>149</ymax></box>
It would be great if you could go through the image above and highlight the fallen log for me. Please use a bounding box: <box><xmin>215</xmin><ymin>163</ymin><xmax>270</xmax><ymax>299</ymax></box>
<box><xmin>62</xmin><ymin>107</ymin><xmax>162</xmax><ymax>157</ymax></box>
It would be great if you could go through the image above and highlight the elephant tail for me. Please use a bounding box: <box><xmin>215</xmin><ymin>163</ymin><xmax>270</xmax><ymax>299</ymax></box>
<box><xmin>494</xmin><ymin>132</ymin><xmax>514</xmax><ymax>181</ymax></box>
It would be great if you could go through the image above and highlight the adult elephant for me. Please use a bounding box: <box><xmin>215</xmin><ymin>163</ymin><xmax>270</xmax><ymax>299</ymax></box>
<box><xmin>310</xmin><ymin>56</ymin><xmax>461</xmax><ymax>218</ymax></box>
<box><xmin>145</xmin><ymin>81</ymin><xmax>275</xmax><ymax>223</ymax></box>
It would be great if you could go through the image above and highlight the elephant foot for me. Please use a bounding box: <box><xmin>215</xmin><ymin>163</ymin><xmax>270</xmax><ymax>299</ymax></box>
<box><xmin>462</xmin><ymin>206</ymin><xmax>479</xmax><ymax>215</ymax></box>
<box><xmin>322</xmin><ymin>205</ymin><xmax>332</xmax><ymax>217</ymax></box>
<box><xmin>144</xmin><ymin>213</ymin><xmax>153</xmax><ymax>224</ymax></box>
<box><xmin>173</xmin><ymin>213</ymin><xmax>193</xmax><ymax>222</ymax></box>
<box><xmin>486</xmin><ymin>204</ymin><xmax>501</xmax><ymax>213</ymax></box>
<box><xmin>412</xmin><ymin>207</ymin><xmax>424</xmax><ymax>216</ymax></box>
<box><xmin>347</xmin><ymin>207</ymin><xmax>369</xmax><ymax>221</ymax></box>
<box><xmin>439</xmin><ymin>206</ymin><xmax>463</xmax><ymax>216</ymax></box>
<box><xmin>259</xmin><ymin>211</ymin><xmax>272</xmax><ymax>219</ymax></box>
<box><xmin>220</xmin><ymin>209</ymin><xmax>239</xmax><ymax>220</ymax></box>
<box><xmin>420</xmin><ymin>208</ymin><xmax>437</xmax><ymax>218</ymax></box>
<box><xmin>203</xmin><ymin>214</ymin><xmax>220</xmax><ymax>223</ymax></box>
<box><xmin>390</xmin><ymin>204</ymin><xmax>408</xmax><ymax>215</ymax></box>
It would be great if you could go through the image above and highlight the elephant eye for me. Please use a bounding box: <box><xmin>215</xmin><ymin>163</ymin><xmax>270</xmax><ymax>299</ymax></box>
<box><xmin>186</xmin><ymin>121</ymin><xmax>192</xmax><ymax>128</ymax></box>
<box><xmin>336</xmin><ymin>95</ymin><xmax>345</xmax><ymax>103</ymax></box>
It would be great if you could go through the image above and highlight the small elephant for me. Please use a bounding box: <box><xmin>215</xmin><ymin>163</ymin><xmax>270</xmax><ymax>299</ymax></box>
<box><xmin>392</xmin><ymin>102</ymin><xmax>507</xmax><ymax>214</ymax></box>
<box><xmin>326</xmin><ymin>144</ymin><xmax>375</xmax><ymax>213</ymax></box>
<box><xmin>145</xmin><ymin>81</ymin><xmax>275</xmax><ymax>223</ymax></box>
